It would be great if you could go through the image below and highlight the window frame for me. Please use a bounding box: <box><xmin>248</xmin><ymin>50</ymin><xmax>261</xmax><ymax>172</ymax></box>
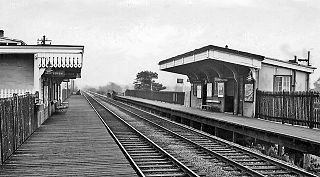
<box><xmin>207</xmin><ymin>82</ymin><xmax>213</xmax><ymax>97</ymax></box>
<box><xmin>273</xmin><ymin>75</ymin><xmax>292</xmax><ymax>92</ymax></box>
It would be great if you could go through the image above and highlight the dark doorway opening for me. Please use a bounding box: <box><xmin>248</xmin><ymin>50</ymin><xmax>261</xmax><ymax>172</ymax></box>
<box><xmin>202</xmin><ymin>83</ymin><xmax>207</xmax><ymax>106</ymax></box>
<box><xmin>225</xmin><ymin>80</ymin><xmax>234</xmax><ymax>113</ymax></box>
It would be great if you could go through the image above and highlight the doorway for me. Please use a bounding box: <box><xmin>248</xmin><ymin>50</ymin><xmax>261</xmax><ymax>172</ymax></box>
<box><xmin>224</xmin><ymin>80</ymin><xmax>234</xmax><ymax>113</ymax></box>
<box><xmin>202</xmin><ymin>83</ymin><xmax>207</xmax><ymax>106</ymax></box>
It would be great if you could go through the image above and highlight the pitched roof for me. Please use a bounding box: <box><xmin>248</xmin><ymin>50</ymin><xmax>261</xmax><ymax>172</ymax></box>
<box><xmin>158</xmin><ymin>45</ymin><xmax>265</xmax><ymax>65</ymax></box>
<box><xmin>0</xmin><ymin>37</ymin><xmax>27</xmax><ymax>45</ymax></box>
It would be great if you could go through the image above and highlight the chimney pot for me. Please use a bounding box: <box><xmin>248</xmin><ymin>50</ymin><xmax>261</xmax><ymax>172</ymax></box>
<box><xmin>0</xmin><ymin>30</ymin><xmax>3</xmax><ymax>37</ymax></box>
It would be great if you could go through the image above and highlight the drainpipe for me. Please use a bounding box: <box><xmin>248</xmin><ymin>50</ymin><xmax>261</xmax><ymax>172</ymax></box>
<box><xmin>307</xmin><ymin>73</ymin><xmax>310</xmax><ymax>90</ymax></box>
<box><xmin>292</xmin><ymin>70</ymin><xmax>296</xmax><ymax>91</ymax></box>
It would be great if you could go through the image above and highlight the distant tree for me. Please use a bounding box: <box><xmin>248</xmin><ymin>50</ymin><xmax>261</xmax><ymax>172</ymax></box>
<box><xmin>84</xmin><ymin>82</ymin><xmax>123</xmax><ymax>95</ymax></box>
<box><xmin>313</xmin><ymin>78</ymin><xmax>320</xmax><ymax>92</ymax></box>
<box><xmin>133</xmin><ymin>71</ymin><xmax>166</xmax><ymax>91</ymax></box>
<box><xmin>151</xmin><ymin>82</ymin><xmax>166</xmax><ymax>92</ymax></box>
<box><xmin>105</xmin><ymin>82</ymin><xmax>122</xmax><ymax>93</ymax></box>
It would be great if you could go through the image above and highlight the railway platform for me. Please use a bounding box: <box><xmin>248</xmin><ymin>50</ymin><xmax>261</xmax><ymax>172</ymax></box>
<box><xmin>115</xmin><ymin>96</ymin><xmax>320</xmax><ymax>157</ymax></box>
<box><xmin>0</xmin><ymin>95</ymin><xmax>137</xmax><ymax>177</ymax></box>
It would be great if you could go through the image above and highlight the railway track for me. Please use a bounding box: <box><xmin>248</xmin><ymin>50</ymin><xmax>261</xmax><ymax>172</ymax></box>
<box><xmin>83</xmin><ymin>92</ymin><xmax>198</xmax><ymax>177</ymax></box>
<box><xmin>88</xmin><ymin>91</ymin><xmax>318</xmax><ymax>177</ymax></box>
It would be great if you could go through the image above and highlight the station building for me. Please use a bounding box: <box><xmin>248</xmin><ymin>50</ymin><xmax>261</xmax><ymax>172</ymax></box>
<box><xmin>158</xmin><ymin>45</ymin><xmax>315</xmax><ymax>117</ymax></box>
<box><xmin>0</xmin><ymin>30</ymin><xmax>84</xmax><ymax>124</ymax></box>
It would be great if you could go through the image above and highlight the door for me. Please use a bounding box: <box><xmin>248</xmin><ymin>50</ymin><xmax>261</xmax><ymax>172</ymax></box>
<box><xmin>238</xmin><ymin>77</ymin><xmax>244</xmax><ymax>115</ymax></box>
<box><xmin>202</xmin><ymin>83</ymin><xmax>207</xmax><ymax>105</ymax></box>
<box><xmin>224</xmin><ymin>80</ymin><xmax>234</xmax><ymax>112</ymax></box>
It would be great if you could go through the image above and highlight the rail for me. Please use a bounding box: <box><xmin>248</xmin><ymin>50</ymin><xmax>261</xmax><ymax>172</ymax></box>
<box><xmin>93</xmin><ymin>91</ymin><xmax>317</xmax><ymax>177</ymax></box>
<box><xmin>84</xmin><ymin>91</ymin><xmax>199</xmax><ymax>177</ymax></box>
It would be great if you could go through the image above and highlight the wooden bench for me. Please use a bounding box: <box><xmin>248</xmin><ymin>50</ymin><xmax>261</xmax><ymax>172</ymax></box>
<box><xmin>206</xmin><ymin>100</ymin><xmax>221</xmax><ymax>104</ymax></box>
<box><xmin>201</xmin><ymin>105</ymin><xmax>213</xmax><ymax>110</ymax></box>
<box><xmin>202</xmin><ymin>100</ymin><xmax>221</xmax><ymax>111</ymax></box>
<box><xmin>56</xmin><ymin>102</ymin><xmax>69</xmax><ymax>113</ymax></box>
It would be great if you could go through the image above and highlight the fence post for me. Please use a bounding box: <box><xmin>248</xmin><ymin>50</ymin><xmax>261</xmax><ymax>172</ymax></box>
<box><xmin>0</xmin><ymin>100</ymin><xmax>2</xmax><ymax>164</ymax></box>
<box><xmin>12</xmin><ymin>94</ymin><xmax>18</xmax><ymax>151</ymax></box>
<box><xmin>255</xmin><ymin>90</ymin><xmax>259</xmax><ymax>118</ymax></box>
<box><xmin>281</xmin><ymin>91</ymin><xmax>285</xmax><ymax>124</ymax></box>
<box><xmin>310</xmin><ymin>92</ymin><xmax>314</xmax><ymax>129</ymax></box>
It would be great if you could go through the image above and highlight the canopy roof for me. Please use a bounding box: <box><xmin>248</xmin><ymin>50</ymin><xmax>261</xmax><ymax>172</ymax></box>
<box><xmin>159</xmin><ymin>45</ymin><xmax>315</xmax><ymax>74</ymax></box>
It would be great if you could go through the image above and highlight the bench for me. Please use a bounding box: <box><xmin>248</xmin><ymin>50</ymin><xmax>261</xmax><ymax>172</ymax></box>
<box><xmin>206</xmin><ymin>100</ymin><xmax>221</xmax><ymax>104</ymax></box>
<box><xmin>202</xmin><ymin>100</ymin><xmax>221</xmax><ymax>112</ymax></box>
<box><xmin>201</xmin><ymin>105</ymin><xmax>213</xmax><ymax>110</ymax></box>
<box><xmin>56</xmin><ymin>102</ymin><xmax>69</xmax><ymax>113</ymax></box>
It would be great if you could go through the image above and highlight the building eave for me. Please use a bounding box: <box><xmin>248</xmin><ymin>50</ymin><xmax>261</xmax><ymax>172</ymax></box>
<box><xmin>263</xmin><ymin>57</ymin><xmax>316</xmax><ymax>73</ymax></box>
<box><xmin>158</xmin><ymin>45</ymin><xmax>264</xmax><ymax>66</ymax></box>
<box><xmin>0</xmin><ymin>37</ymin><xmax>27</xmax><ymax>45</ymax></box>
<box><xmin>0</xmin><ymin>45</ymin><xmax>84</xmax><ymax>54</ymax></box>
<box><xmin>159</xmin><ymin>45</ymin><xmax>264</xmax><ymax>71</ymax></box>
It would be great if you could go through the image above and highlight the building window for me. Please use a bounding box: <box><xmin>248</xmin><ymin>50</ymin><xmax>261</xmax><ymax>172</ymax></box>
<box><xmin>196</xmin><ymin>85</ymin><xmax>202</xmax><ymax>98</ymax></box>
<box><xmin>213</xmin><ymin>82</ymin><xmax>218</xmax><ymax>96</ymax></box>
<box><xmin>192</xmin><ymin>84</ymin><xmax>197</xmax><ymax>96</ymax></box>
<box><xmin>274</xmin><ymin>76</ymin><xmax>291</xmax><ymax>92</ymax></box>
<box><xmin>207</xmin><ymin>83</ymin><xmax>213</xmax><ymax>97</ymax></box>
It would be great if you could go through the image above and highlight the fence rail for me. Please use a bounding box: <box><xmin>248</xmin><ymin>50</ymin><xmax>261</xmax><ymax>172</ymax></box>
<box><xmin>255</xmin><ymin>90</ymin><xmax>320</xmax><ymax>129</ymax></box>
<box><xmin>125</xmin><ymin>90</ymin><xmax>185</xmax><ymax>105</ymax></box>
<box><xmin>0</xmin><ymin>89</ymin><xmax>33</xmax><ymax>98</ymax></box>
<box><xmin>0</xmin><ymin>94</ymin><xmax>36</xmax><ymax>163</ymax></box>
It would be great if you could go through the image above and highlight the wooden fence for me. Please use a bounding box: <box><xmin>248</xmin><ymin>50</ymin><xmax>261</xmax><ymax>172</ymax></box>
<box><xmin>0</xmin><ymin>94</ymin><xmax>36</xmax><ymax>163</ymax></box>
<box><xmin>255</xmin><ymin>90</ymin><xmax>320</xmax><ymax>129</ymax></box>
<box><xmin>125</xmin><ymin>90</ymin><xmax>185</xmax><ymax>105</ymax></box>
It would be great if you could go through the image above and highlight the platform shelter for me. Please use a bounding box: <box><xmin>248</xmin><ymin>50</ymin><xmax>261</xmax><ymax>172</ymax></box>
<box><xmin>159</xmin><ymin>45</ymin><xmax>315</xmax><ymax>117</ymax></box>
<box><xmin>0</xmin><ymin>31</ymin><xmax>84</xmax><ymax>124</ymax></box>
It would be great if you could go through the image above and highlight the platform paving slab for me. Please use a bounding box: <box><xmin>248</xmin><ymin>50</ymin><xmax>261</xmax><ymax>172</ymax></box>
<box><xmin>0</xmin><ymin>95</ymin><xmax>138</xmax><ymax>177</ymax></box>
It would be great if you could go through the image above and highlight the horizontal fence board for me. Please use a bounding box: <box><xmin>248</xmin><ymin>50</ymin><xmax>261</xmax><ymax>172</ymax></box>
<box><xmin>125</xmin><ymin>90</ymin><xmax>185</xmax><ymax>105</ymax></box>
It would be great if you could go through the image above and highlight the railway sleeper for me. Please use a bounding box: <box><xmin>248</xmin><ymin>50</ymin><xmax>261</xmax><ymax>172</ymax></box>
<box><xmin>133</xmin><ymin>158</ymin><xmax>169</xmax><ymax>162</ymax></box>
<box><xmin>212</xmin><ymin>150</ymin><xmax>238</xmax><ymax>153</ymax></box>
<box><xmin>217</xmin><ymin>152</ymin><xmax>244</xmax><ymax>155</ymax></box>
<box><xmin>118</xmin><ymin>139</ymin><xmax>145</xmax><ymax>143</ymax></box>
<box><xmin>130</xmin><ymin>151</ymin><xmax>160</xmax><ymax>155</ymax></box>
<box><xmin>143</xmin><ymin>168</ymin><xmax>183</xmax><ymax>173</ymax></box>
<box><xmin>243</xmin><ymin>162</ymin><xmax>271</xmax><ymax>166</ymax></box>
<box><xmin>122</xmin><ymin>144</ymin><xmax>151</xmax><ymax>148</ymax></box>
<box><xmin>190</xmin><ymin>139</ymin><xmax>212</xmax><ymax>142</ymax></box>
<box><xmin>135</xmin><ymin>161</ymin><xmax>172</xmax><ymax>165</ymax></box>
<box><xmin>131</xmin><ymin>155</ymin><xmax>164</xmax><ymax>159</ymax></box>
<box><xmin>121</xmin><ymin>142</ymin><xmax>149</xmax><ymax>146</ymax></box>
<box><xmin>227</xmin><ymin>156</ymin><xmax>252</xmax><ymax>159</ymax></box>
<box><xmin>234</xmin><ymin>159</ymin><xmax>264</xmax><ymax>163</ymax></box>
<box><xmin>143</xmin><ymin>172</ymin><xmax>187</xmax><ymax>177</ymax></box>
<box><xmin>222</xmin><ymin>166</ymin><xmax>238</xmax><ymax>171</ymax></box>
<box><xmin>139</xmin><ymin>164</ymin><xmax>175</xmax><ymax>168</ymax></box>
<box><xmin>249</xmin><ymin>165</ymin><xmax>281</xmax><ymax>170</ymax></box>
<box><xmin>207</xmin><ymin>145</ymin><xmax>229</xmax><ymax>148</ymax></box>
<box><xmin>259</xmin><ymin>170</ymin><xmax>294</xmax><ymax>176</ymax></box>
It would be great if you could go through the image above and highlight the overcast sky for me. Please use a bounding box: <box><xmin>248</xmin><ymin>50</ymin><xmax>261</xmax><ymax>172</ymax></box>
<box><xmin>1</xmin><ymin>0</ymin><xmax>320</xmax><ymax>89</ymax></box>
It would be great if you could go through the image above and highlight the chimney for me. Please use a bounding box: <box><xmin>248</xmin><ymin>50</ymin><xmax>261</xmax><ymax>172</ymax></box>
<box><xmin>0</xmin><ymin>30</ymin><xmax>3</xmax><ymax>37</ymax></box>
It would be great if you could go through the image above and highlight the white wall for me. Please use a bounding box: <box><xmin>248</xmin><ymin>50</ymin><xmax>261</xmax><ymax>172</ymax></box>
<box><xmin>295</xmin><ymin>71</ymin><xmax>308</xmax><ymax>91</ymax></box>
<box><xmin>0</xmin><ymin>54</ymin><xmax>34</xmax><ymax>90</ymax></box>
<box><xmin>258</xmin><ymin>63</ymin><xmax>309</xmax><ymax>92</ymax></box>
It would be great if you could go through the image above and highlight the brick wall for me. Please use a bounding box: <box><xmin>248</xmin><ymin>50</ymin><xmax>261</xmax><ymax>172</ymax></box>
<box><xmin>0</xmin><ymin>54</ymin><xmax>34</xmax><ymax>90</ymax></box>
